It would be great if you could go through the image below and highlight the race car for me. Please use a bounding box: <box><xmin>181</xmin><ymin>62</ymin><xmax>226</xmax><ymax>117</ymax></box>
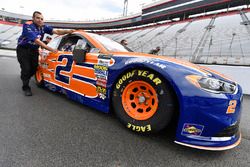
<box><xmin>36</xmin><ymin>30</ymin><xmax>243</xmax><ymax>151</ymax></box>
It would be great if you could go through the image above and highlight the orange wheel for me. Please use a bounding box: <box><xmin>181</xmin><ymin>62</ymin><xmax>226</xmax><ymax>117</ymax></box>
<box><xmin>112</xmin><ymin>69</ymin><xmax>176</xmax><ymax>133</ymax></box>
<box><xmin>36</xmin><ymin>71</ymin><xmax>42</xmax><ymax>83</ymax></box>
<box><xmin>122</xmin><ymin>81</ymin><xmax>158</xmax><ymax>120</ymax></box>
<box><xmin>35</xmin><ymin>69</ymin><xmax>44</xmax><ymax>87</ymax></box>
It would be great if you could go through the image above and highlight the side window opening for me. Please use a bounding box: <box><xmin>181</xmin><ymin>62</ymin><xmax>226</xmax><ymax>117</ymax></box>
<box><xmin>57</xmin><ymin>35</ymin><xmax>99</xmax><ymax>54</ymax></box>
<box><xmin>74</xmin><ymin>39</ymin><xmax>92</xmax><ymax>53</ymax></box>
<box><xmin>58</xmin><ymin>36</ymin><xmax>83</xmax><ymax>52</ymax></box>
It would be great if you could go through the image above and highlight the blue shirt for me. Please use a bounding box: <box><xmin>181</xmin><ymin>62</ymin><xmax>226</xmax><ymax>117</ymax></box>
<box><xmin>18</xmin><ymin>21</ymin><xmax>53</xmax><ymax>49</ymax></box>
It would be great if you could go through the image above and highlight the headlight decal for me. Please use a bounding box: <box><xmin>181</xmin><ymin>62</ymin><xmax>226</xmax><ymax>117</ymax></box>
<box><xmin>186</xmin><ymin>75</ymin><xmax>237</xmax><ymax>94</ymax></box>
<box><xmin>185</xmin><ymin>75</ymin><xmax>202</xmax><ymax>88</ymax></box>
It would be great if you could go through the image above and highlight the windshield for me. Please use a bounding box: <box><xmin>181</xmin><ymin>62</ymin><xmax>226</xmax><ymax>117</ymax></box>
<box><xmin>87</xmin><ymin>33</ymin><xmax>130</xmax><ymax>52</ymax></box>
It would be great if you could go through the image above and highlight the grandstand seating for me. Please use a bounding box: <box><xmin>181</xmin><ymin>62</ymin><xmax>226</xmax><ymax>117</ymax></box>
<box><xmin>103</xmin><ymin>10</ymin><xmax>250</xmax><ymax>65</ymax></box>
<box><xmin>0</xmin><ymin>23</ymin><xmax>21</xmax><ymax>49</ymax></box>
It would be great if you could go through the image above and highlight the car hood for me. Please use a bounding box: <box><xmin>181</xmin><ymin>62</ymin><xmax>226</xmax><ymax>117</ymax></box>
<box><xmin>111</xmin><ymin>52</ymin><xmax>234</xmax><ymax>83</ymax></box>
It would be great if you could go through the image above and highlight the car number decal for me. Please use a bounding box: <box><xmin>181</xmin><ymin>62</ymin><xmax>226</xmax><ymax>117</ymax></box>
<box><xmin>53</xmin><ymin>54</ymin><xmax>98</xmax><ymax>98</ymax></box>
<box><xmin>226</xmin><ymin>100</ymin><xmax>237</xmax><ymax>114</ymax></box>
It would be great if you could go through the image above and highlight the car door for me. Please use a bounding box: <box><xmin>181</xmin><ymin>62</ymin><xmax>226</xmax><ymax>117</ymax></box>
<box><xmin>53</xmin><ymin>36</ymin><xmax>105</xmax><ymax>99</ymax></box>
<box><xmin>43</xmin><ymin>34</ymin><xmax>113</xmax><ymax>101</ymax></box>
<box><xmin>73</xmin><ymin>49</ymin><xmax>112</xmax><ymax>100</ymax></box>
<box><xmin>63</xmin><ymin>37</ymin><xmax>113</xmax><ymax>101</ymax></box>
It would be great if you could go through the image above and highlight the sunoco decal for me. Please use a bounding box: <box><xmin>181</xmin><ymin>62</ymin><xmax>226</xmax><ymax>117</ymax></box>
<box><xmin>181</xmin><ymin>123</ymin><xmax>204</xmax><ymax>136</ymax></box>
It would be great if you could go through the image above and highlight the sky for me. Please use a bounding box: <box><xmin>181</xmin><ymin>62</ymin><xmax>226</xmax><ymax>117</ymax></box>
<box><xmin>1</xmin><ymin>0</ymin><xmax>159</xmax><ymax>21</ymax></box>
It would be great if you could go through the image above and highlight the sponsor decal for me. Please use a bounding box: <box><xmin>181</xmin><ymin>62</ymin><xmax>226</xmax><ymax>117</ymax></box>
<box><xmin>94</xmin><ymin>54</ymin><xmax>112</xmax><ymax>100</ymax></box>
<box><xmin>127</xmin><ymin>123</ymin><xmax>152</xmax><ymax>132</ymax></box>
<box><xmin>95</xmin><ymin>69</ymin><xmax>108</xmax><ymax>76</ymax></box>
<box><xmin>96</xmin><ymin>78</ymin><xmax>107</xmax><ymax>83</ymax></box>
<box><xmin>96</xmin><ymin>75</ymin><xmax>108</xmax><ymax>80</ymax></box>
<box><xmin>98</xmin><ymin>93</ymin><xmax>106</xmax><ymax>100</ymax></box>
<box><xmin>181</xmin><ymin>123</ymin><xmax>204</xmax><ymax>136</ymax></box>
<box><xmin>97</xmin><ymin>54</ymin><xmax>112</xmax><ymax>66</ymax></box>
<box><xmin>116</xmin><ymin>70</ymin><xmax>162</xmax><ymax>89</ymax></box>
<box><xmin>96</xmin><ymin>86</ymin><xmax>107</xmax><ymax>94</ymax></box>
<box><xmin>96</xmin><ymin>86</ymin><xmax>107</xmax><ymax>100</ymax></box>
<box><xmin>98</xmin><ymin>54</ymin><xmax>112</xmax><ymax>59</ymax></box>
<box><xmin>43</xmin><ymin>73</ymin><xmax>51</xmax><ymax>78</ymax></box>
<box><xmin>96</xmin><ymin>80</ymin><xmax>107</xmax><ymax>88</ymax></box>
<box><xmin>98</xmin><ymin>59</ymin><xmax>110</xmax><ymax>66</ymax></box>
<box><xmin>94</xmin><ymin>64</ymin><xmax>108</xmax><ymax>71</ymax></box>
<box><xmin>125</xmin><ymin>58</ymin><xmax>166</xmax><ymax>69</ymax></box>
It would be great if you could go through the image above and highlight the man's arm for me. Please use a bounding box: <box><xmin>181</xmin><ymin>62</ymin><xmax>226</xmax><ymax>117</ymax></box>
<box><xmin>34</xmin><ymin>38</ymin><xmax>57</xmax><ymax>53</ymax></box>
<box><xmin>52</xmin><ymin>29</ymin><xmax>75</xmax><ymax>35</ymax></box>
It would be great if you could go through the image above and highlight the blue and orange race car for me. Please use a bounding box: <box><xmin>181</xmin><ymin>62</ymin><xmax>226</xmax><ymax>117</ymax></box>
<box><xmin>36</xmin><ymin>30</ymin><xmax>243</xmax><ymax>151</ymax></box>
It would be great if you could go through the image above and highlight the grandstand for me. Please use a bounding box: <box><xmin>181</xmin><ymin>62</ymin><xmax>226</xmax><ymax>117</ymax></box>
<box><xmin>104</xmin><ymin>10</ymin><xmax>250</xmax><ymax>65</ymax></box>
<box><xmin>0</xmin><ymin>0</ymin><xmax>250</xmax><ymax>65</ymax></box>
<box><xmin>0</xmin><ymin>9</ymin><xmax>29</xmax><ymax>50</ymax></box>
<box><xmin>0</xmin><ymin>21</ymin><xmax>22</xmax><ymax>49</ymax></box>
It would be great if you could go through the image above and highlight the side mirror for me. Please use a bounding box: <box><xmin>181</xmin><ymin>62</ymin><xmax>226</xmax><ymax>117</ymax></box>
<box><xmin>73</xmin><ymin>39</ymin><xmax>88</xmax><ymax>63</ymax></box>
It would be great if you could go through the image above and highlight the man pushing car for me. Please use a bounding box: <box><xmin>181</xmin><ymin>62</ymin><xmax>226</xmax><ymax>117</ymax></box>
<box><xmin>17</xmin><ymin>11</ymin><xmax>75</xmax><ymax>96</ymax></box>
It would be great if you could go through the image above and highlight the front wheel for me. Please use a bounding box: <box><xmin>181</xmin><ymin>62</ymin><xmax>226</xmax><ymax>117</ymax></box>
<box><xmin>112</xmin><ymin>69</ymin><xmax>176</xmax><ymax>133</ymax></box>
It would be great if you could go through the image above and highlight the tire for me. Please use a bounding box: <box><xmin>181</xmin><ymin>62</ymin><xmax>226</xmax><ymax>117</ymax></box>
<box><xmin>112</xmin><ymin>69</ymin><xmax>176</xmax><ymax>133</ymax></box>
<box><xmin>35</xmin><ymin>69</ymin><xmax>44</xmax><ymax>88</ymax></box>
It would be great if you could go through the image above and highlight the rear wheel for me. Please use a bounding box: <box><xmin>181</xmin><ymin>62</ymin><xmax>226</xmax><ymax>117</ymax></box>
<box><xmin>112</xmin><ymin>69</ymin><xmax>176</xmax><ymax>133</ymax></box>
<box><xmin>35</xmin><ymin>69</ymin><xmax>44</xmax><ymax>88</ymax></box>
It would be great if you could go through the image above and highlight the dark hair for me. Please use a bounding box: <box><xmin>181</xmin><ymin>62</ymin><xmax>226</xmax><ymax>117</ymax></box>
<box><xmin>120</xmin><ymin>39</ymin><xmax>126</xmax><ymax>43</ymax></box>
<box><xmin>33</xmin><ymin>11</ymin><xmax>42</xmax><ymax>17</ymax></box>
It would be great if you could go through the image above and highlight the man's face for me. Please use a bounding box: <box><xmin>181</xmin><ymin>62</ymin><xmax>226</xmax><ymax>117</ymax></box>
<box><xmin>123</xmin><ymin>40</ymin><xmax>128</xmax><ymax>46</ymax></box>
<box><xmin>33</xmin><ymin>13</ymin><xmax>44</xmax><ymax>27</ymax></box>
<box><xmin>46</xmin><ymin>37</ymin><xmax>52</xmax><ymax>42</ymax></box>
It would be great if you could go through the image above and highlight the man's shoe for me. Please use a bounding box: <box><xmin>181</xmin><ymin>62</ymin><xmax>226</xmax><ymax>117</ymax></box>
<box><xmin>22</xmin><ymin>85</ymin><xmax>30</xmax><ymax>91</ymax></box>
<box><xmin>24</xmin><ymin>89</ymin><xmax>32</xmax><ymax>96</ymax></box>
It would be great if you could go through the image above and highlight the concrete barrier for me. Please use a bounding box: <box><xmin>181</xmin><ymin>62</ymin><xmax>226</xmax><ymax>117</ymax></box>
<box><xmin>0</xmin><ymin>49</ymin><xmax>16</xmax><ymax>57</ymax></box>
